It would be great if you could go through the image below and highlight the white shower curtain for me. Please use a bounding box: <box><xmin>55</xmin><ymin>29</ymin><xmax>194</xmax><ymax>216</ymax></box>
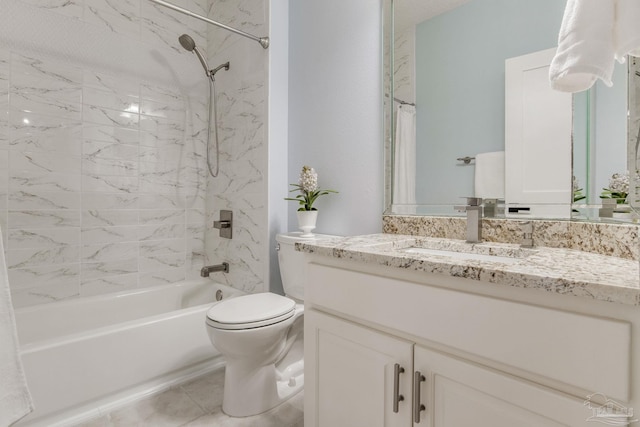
<box><xmin>393</xmin><ymin>104</ymin><xmax>417</xmax><ymax>206</ymax></box>
<box><xmin>0</xmin><ymin>226</ymin><xmax>33</xmax><ymax>426</ymax></box>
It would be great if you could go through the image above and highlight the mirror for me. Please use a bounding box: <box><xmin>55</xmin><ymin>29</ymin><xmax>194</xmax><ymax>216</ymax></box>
<box><xmin>629</xmin><ymin>56</ymin><xmax>640</xmax><ymax>213</ymax></box>
<box><xmin>385</xmin><ymin>0</ymin><xmax>634</xmax><ymax>222</ymax></box>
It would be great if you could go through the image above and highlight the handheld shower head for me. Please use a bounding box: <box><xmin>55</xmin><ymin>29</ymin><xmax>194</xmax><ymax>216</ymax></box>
<box><xmin>178</xmin><ymin>34</ymin><xmax>196</xmax><ymax>51</ymax></box>
<box><xmin>178</xmin><ymin>34</ymin><xmax>211</xmax><ymax>77</ymax></box>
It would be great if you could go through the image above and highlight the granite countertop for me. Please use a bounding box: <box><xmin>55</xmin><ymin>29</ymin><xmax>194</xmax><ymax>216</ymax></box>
<box><xmin>297</xmin><ymin>234</ymin><xmax>640</xmax><ymax>306</ymax></box>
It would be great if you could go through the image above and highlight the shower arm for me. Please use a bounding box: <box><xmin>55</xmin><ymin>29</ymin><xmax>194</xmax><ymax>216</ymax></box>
<box><xmin>148</xmin><ymin>0</ymin><xmax>269</xmax><ymax>49</ymax></box>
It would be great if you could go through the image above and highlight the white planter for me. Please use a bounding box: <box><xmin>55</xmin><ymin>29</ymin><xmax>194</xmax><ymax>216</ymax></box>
<box><xmin>297</xmin><ymin>211</ymin><xmax>318</xmax><ymax>237</ymax></box>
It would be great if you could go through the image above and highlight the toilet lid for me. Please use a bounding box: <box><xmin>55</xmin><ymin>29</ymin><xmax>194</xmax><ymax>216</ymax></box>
<box><xmin>206</xmin><ymin>293</ymin><xmax>296</xmax><ymax>330</ymax></box>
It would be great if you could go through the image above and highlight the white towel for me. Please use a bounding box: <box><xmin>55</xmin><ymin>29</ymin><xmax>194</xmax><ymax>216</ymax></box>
<box><xmin>0</xmin><ymin>226</ymin><xmax>34</xmax><ymax>426</ymax></box>
<box><xmin>615</xmin><ymin>0</ymin><xmax>640</xmax><ymax>61</ymax></box>
<box><xmin>393</xmin><ymin>104</ymin><xmax>416</xmax><ymax>205</ymax></box>
<box><xmin>474</xmin><ymin>151</ymin><xmax>505</xmax><ymax>200</ymax></box>
<box><xmin>549</xmin><ymin>0</ymin><xmax>616</xmax><ymax>92</ymax></box>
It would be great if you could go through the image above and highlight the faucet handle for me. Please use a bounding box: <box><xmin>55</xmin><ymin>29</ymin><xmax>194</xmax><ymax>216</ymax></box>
<box><xmin>520</xmin><ymin>221</ymin><xmax>534</xmax><ymax>248</ymax></box>
<box><xmin>463</xmin><ymin>197</ymin><xmax>482</xmax><ymax>206</ymax></box>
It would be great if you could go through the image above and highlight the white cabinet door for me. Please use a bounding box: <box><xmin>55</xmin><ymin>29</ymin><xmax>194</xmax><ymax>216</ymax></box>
<box><xmin>414</xmin><ymin>346</ymin><xmax>593</xmax><ymax>427</ymax></box>
<box><xmin>505</xmin><ymin>48</ymin><xmax>572</xmax><ymax>218</ymax></box>
<box><xmin>305</xmin><ymin>310</ymin><xmax>414</xmax><ymax>427</ymax></box>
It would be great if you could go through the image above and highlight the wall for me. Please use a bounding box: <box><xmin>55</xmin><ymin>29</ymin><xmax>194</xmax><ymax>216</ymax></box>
<box><xmin>288</xmin><ymin>0</ymin><xmax>384</xmax><ymax>237</ymax></box>
<box><xmin>0</xmin><ymin>0</ymin><xmax>209</xmax><ymax>307</ymax></box>
<box><xmin>573</xmin><ymin>63</ymin><xmax>628</xmax><ymax>203</ymax></box>
<box><xmin>267</xmin><ymin>0</ymin><xmax>290</xmax><ymax>294</ymax></box>
<box><xmin>204</xmin><ymin>0</ymin><xmax>270</xmax><ymax>294</ymax></box>
<box><xmin>593</xmin><ymin>64</ymin><xmax>628</xmax><ymax>201</ymax></box>
<box><xmin>415</xmin><ymin>0</ymin><xmax>564</xmax><ymax>205</ymax></box>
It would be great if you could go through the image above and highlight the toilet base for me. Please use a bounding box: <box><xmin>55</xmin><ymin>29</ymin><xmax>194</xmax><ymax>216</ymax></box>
<box><xmin>222</xmin><ymin>334</ymin><xmax>304</xmax><ymax>417</ymax></box>
<box><xmin>222</xmin><ymin>359</ymin><xmax>304</xmax><ymax>416</ymax></box>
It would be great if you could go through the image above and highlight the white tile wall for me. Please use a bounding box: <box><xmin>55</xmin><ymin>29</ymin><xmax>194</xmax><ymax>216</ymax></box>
<box><xmin>0</xmin><ymin>0</ymin><xmax>210</xmax><ymax>307</ymax></box>
<box><xmin>204</xmin><ymin>0</ymin><xmax>269</xmax><ymax>294</ymax></box>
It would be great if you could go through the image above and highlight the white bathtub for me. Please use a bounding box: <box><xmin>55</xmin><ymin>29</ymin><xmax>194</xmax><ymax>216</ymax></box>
<box><xmin>13</xmin><ymin>279</ymin><xmax>243</xmax><ymax>427</ymax></box>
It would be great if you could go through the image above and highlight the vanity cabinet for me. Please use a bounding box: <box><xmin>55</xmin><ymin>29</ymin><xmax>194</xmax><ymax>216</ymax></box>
<box><xmin>304</xmin><ymin>260</ymin><xmax>634</xmax><ymax>427</ymax></box>
<box><xmin>307</xmin><ymin>310</ymin><xmax>588</xmax><ymax>427</ymax></box>
<box><xmin>306</xmin><ymin>310</ymin><xmax>413</xmax><ymax>427</ymax></box>
<box><xmin>414</xmin><ymin>346</ymin><xmax>589</xmax><ymax>426</ymax></box>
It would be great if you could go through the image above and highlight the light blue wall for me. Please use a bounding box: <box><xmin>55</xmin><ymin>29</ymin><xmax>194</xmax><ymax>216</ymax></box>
<box><xmin>268</xmin><ymin>0</ymin><xmax>290</xmax><ymax>294</ymax></box>
<box><xmin>288</xmin><ymin>0</ymin><xmax>383</xmax><ymax>236</ymax></box>
<box><xmin>573</xmin><ymin>63</ymin><xmax>628</xmax><ymax>203</ymax></box>
<box><xmin>593</xmin><ymin>63</ymin><xmax>628</xmax><ymax>201</ymax></box>
<box><xmin>415</xmin><ymin>0</ymin><xmax>565</xmax><ymax>204</ymax></box>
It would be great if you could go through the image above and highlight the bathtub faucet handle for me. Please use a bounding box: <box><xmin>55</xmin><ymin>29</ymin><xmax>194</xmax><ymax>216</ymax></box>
<box><xmin>213</xmin><ymin>210</ymin><xmax>233</xmax><ymax>239</ymax></box>
<box><xmin>200</xmin><ymin>262</ymin><xmax>230</xmax><ymax>277</ymax></box>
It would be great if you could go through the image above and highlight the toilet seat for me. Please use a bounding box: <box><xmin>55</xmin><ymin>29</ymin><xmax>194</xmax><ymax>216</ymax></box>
<box><xmin>206</xmin><ymin>293</ymin><xmax>296</xmax><ymax>330</ymax></box>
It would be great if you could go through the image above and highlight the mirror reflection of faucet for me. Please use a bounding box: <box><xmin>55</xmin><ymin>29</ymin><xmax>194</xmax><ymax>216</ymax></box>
<box><xmin>454</xmin><ymin>197</ymin><xmax>483</xmax><ymax>243</ymax></box>
<box><xmin>520</xmin><ymin>221</ymin><xmax>534</xmax><ymax>248</ymax></box>
<box><xmin>483</xmin><ymin>198</ymin><xmax>504</xmax><ymax>218</ymax></box>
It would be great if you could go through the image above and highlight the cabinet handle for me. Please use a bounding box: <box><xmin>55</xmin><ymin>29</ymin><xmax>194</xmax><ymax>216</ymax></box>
<box><xmin>413</xmin><ymin>371</ymin><xmax>426</xmax><ymax>423</ymax></box>
<box><xmin>393</xmin><ymin>363</ymin><xmax>405</xmax><ymax>413</ymax></box>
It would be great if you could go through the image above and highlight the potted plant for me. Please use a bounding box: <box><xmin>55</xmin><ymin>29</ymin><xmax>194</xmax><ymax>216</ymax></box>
<box><xmin>285</xmin><ymin>166</ymin><xmax>338</xmax><ymax>236</ymax></box>
<box><xmin>600</xmin><ymin>172</ymin><xmax>630</xmax><ymax>210</ymax></box>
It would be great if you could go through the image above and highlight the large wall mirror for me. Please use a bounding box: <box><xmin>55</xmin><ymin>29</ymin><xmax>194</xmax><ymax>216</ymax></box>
<box><xmin>384</xmin><ymin>0</ymin><xmax>639</xmax><ymax>223</ymax></box>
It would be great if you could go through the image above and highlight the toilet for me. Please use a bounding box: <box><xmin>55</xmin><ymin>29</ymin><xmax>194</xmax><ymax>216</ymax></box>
<box><xmin>205</xmin><ymin>231</ymin><xmax>335</xmax><ymax>417</ymax></box>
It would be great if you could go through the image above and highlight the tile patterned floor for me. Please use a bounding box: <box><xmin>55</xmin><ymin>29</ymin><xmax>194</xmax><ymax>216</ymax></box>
<box><xmin>74</xmin><ymin>369</ymin><xmax>304</xmax><ymax>427</ymax></box>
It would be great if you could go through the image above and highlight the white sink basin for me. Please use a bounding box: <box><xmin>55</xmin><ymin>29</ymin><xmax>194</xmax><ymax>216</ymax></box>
<box><xmin>402</xmin><ymin>247</ymin><xmax>524</xmax><ymax>264</ymax></box>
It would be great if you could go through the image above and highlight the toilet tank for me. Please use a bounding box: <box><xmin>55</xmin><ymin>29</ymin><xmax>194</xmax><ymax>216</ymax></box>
<box><xmin>276</xmin><ymin>232</ymin><xmax>337</xmax><ymax>301</ymax></box>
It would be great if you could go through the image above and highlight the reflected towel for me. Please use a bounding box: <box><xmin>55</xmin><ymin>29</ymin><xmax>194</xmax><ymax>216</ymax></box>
<box><xmin>615</xmin><ymin>0</ymin><xmax>640</xmax><ymax>61</ymax></box>
<box><xmin>393</xmin><ymin>104</ymin><xmax>416</xmax><ymax>205</ymax></box>
<box><xmin>474</xmin><ymin>151</ymin><xmax>505</xmax><ymax>199</ymax></box>
<box><xmin>550</xmin><ymin>0</ymin><xmax>616</xmax><ymax>92</ymax></box>
<box><xmin>0</xmin><ymin>225</ymin><xmax>34</xmax><ymax>426</ymax></box>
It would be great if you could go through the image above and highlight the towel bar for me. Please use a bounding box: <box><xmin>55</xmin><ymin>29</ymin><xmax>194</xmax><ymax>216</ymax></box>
<box><xmin>457</xmin><ymin>156</ymin><xmax>475</xmax><ymax>164</ymax></box>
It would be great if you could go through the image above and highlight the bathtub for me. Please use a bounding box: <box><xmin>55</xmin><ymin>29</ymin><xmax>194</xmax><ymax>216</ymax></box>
<box><xmin>13</xmin><ymin>279</ymin><xmax>243</xmax><ymax>426</ymax></box>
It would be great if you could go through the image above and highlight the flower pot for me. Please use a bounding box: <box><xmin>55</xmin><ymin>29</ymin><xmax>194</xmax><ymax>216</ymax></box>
<box><xmin>297</xmin><ymin>211</ymin><xmax>318</xmax><ymax>237</ymax></box>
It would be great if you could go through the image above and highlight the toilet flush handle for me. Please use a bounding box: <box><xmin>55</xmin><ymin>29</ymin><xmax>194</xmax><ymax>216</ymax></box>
<box><xmin>275</xmin><ymin>243</ymin><xmax>280</xmax><ymax>251</ymax></box>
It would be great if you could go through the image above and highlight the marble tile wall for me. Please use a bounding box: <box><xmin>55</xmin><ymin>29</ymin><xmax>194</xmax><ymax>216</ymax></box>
<box><xmin>203</xmin><ymin>0</ymin><xmax>270</xmax><ymax>294</ymax></box>
<box><xmin>393</xmin><ymin>26</ymin><xmax>416</xmax><ymax>107</ymax></box>
<box><xmin>0</xmin><ymin>0</ymin><xmax>211</xmax><ymax>307</ymax></box>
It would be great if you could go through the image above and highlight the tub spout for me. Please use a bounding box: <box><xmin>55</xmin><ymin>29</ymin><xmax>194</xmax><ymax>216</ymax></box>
<box><xmin>201</xmin><ymin>262</ymin><xmax>229</xmax><ymax>277</ymax></box>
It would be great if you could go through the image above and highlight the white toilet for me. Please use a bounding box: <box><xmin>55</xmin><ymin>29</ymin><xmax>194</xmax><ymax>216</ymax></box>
<box><xmin>205</xmin><ymin>232</ymin><xmax>334</xmax><ymax>417</ymax></box>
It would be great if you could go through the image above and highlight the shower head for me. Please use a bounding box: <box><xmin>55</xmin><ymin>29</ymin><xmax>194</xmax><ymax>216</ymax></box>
<box><xmin>178</xmin><ymin>34</ymin><xmax>196</xmax><ymax>51</ymax></box>
<box><xmin>179</xmin><ymin>34</ymin><xmax>211</xmax><ymax>77</ymax></box>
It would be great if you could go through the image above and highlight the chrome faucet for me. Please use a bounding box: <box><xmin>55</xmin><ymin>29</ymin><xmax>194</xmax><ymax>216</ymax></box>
<box><xmin>200</xmin><ymin>262</ymin><xmax>229</xmax><ymax>277</ymax></box>
<box><xmin>454</xmin><ymin>197</ymin><xmax>483</xmax><ymax>243</ymax></box>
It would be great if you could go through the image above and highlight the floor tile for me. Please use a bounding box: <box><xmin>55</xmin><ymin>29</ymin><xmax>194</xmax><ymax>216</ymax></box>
<box><xmin>103</xmin><ymin>387</ymin><xmax>206</xmax><ymax>427</ymax></box>
<box><xmin>73</xmin><ymin>415</ymin><xmax>110</xmax><ymax>427</ymax></box>
<box><xmin>182</xmin><ymin>391</ymin><xmax>304</xmax><ymax>427</ymax></box>
<box><xmin>72</xmin><ymin>369</ymin><xmax>304</xmax><ymax>427</ymax></box>
<box><xmin>178</xmin><ymin>369</ymin><xmax>225</xmax><ymax>413</ymax></box>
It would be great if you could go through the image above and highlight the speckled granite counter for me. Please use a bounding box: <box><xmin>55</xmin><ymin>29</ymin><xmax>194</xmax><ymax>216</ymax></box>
<box><xmin>297</xmin><ymin>234</ymin><xmax>640</xmax><ymax>307</ymax></box>
<box><xmin>383</xmin><ymin>215</ymin><xmax>639</xmax><ymax>260</ymax></box>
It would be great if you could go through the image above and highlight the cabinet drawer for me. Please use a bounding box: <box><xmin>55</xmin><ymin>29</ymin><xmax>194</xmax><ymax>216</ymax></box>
<box><xmin>306</xmin><ymin>263</ymin><xmax>631</xmax><ymax>401</ymax></box>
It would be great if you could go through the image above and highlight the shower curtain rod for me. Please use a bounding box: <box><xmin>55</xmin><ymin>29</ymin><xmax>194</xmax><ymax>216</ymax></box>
<box><xmin>148</xmin><ymin>0</ymin><xmax>269</xmax><ymax>49</ymax></box>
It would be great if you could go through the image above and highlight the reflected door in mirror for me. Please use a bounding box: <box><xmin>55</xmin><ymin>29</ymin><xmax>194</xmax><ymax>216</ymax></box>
<box><xmin>505</xmin><ymin>48</ymin><xmax>572</xmax><ymax>218</ymax></box>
